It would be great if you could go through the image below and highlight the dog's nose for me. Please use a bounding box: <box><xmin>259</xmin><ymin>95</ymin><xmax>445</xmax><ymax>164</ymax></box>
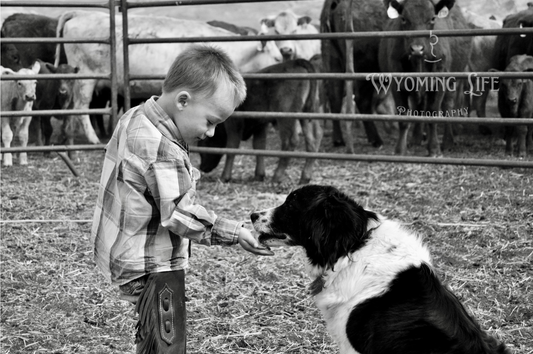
<box><xmin>250</xmin><ymin>212</ymin><xmax>259</xmax><ymax>223</ymax></box>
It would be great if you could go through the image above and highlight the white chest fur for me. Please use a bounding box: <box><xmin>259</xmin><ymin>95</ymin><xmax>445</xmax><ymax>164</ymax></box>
<box><xmin>310</xmin><ymin>219</ymin><xmax>432</xmax><ymax>354</ymax></box>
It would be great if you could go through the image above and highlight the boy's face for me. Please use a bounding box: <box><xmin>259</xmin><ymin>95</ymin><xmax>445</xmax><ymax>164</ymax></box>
<box><xmin>172</xmin><ymin>81</ymin><xmax>236</xmax><ymax>145</ymax></box>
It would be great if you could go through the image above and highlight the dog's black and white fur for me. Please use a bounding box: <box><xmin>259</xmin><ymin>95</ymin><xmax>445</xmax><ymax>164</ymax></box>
<box><xmin>251</xmin><ymin>185</ymin><xmax>509</xmax><ymax>354</ymax></box>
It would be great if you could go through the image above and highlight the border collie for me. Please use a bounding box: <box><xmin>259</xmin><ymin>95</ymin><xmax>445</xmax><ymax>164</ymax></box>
<box><xmin>251</xmin><ymin>185</ymin><xmax>509</xmax><ymax>354</ymax></box>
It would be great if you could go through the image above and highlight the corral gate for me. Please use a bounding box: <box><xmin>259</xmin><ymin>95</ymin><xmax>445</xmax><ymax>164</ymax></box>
<box><xmin>1</xmin><ymin>0</ymin><xmax>533</xmax><ymax>174</ymax></box>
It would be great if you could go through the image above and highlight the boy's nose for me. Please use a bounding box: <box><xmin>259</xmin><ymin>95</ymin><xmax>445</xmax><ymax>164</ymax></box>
<box><xmin>206</xmin><ymin>126</ymin><xmax>216</xmax><ymax>138</ymax></box>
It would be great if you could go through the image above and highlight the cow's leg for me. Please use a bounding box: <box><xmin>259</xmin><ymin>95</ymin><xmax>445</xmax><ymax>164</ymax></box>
<box><xmin>69</xmin><ymin>80</ymin><xmax>100</xmax><ymax>160</ymax></box>
<box><xmin>426</xmin><ymin>90</ymin><xmax>445</xmax><ymax>157</ymax></box>
<box><xmin>1</xmin><ymin>119</ymin><xmax>14</xmax><ymax>167</ymax></box>
<box><xmin>504</xmin><ymin>126</ymin><xmax>515</xmax><ymax>156</ymax></box>
<box><xmin>299</xmin><ymin>118</ymin><xmax>323</xmax><ymax>184</ymax></box>
<box><xmin>441</xmin><ymin>90</ymin><xmax>458</xmax><ymax>152</ymax></box>
<box><xmin>272</xmin><ymin>119</ymin><xmax>297</xmax><ymax>184</ymax></box>
<box><xmin>516</xmin><ymin>124</ymin><xmax>528</xmax><ymax>158</ymax></box>
<box><xmin>393</xmin><ymin>92</ymin><xmax>410</xmax><ymax>155</ymax></box>
<box><xmin>325</xmin><ymin>78</ymin><xmax>345</xmax><ymax>147</ymax></box>
<box><xmin>62</xmin><ymin>115</ymin><xmax>78</xmax><ymax>160</ymax></box>
<box><xmin>340</xmin><ymin>94</ymin><xmax>355</xmax><ymax>154</ymax></box>
<box><xmin>252</xmin><ymin>126</ymin><xmax>267</xmax><ymax>181</ymax></box>
<box><xmin>359</xmin><ymin>85</ymin><xmax>383</xmax><ymax>149</ymax></box>
<box><xmin>220</xmin><ymin>120</ymin><xmax>243</xmax><ymax>182</ymax></box>
<box><xmin>17</xmin><ymin>116</ymin><xmax>32</xmax><ymax>165</ymax></box>
<box><xmin>526</xmin><ymin>125</ymin><xmax>533</xmax><ymax>152</ymax></box>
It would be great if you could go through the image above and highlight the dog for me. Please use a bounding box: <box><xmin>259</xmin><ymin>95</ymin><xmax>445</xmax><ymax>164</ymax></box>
<box><xmin>251</xmin><ymin>185</ymin><xmax>510</xmax><ymax>354</ymax></box>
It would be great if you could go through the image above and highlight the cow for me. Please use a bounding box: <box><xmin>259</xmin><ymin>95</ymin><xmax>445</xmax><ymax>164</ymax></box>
<box><xmin>1</xmin><ymin>13</ymin><xmax>99</xmax><ymax>149</ymax></box>
<box><xmin>378</xmin><ymin>0</ymin><xmax>472</xmax><ymax>157</ymax></box>
<box><xmin>1</xmin><ymin>13</ymin><xmax>68</xmax><ymax>70</ymax></box>
<box><xmin>493</xmin><ymin>6</ymin><xmax>533</xmax><ymax>72</ymax></box>
<box><xmin>29</xmin><ymin>60</ymin><xmax>80</xmax><ymax>148</ymax></box>
<box><xmin>198</xmin><ymin>59</ymin><xmax>323</xmax><ymax>185</ymax></box>
<box><xmin>259</xmin><ymin>10</ymin><xmax>321</xmax><ymax>61</ymax></box>
<box><xmin>54</xmin><ymin>11</ymin><xmax>283</xmax><ymax>148</ymax></box>
<box><xmin>320</xmin><ymin>0</ymin><xmax>385</xmax><ymax>153</ymax></box>
<box><xmin>1</xmin><ymin>62</ymin><xmax>40</xmax><ymax>167</ymax></box>
<box><xmin>497</xmin><ymin>54</ymin><xmax>533</xmax><ymax>158</ymax></box>
<box><xmin>465</xmin><ymin>14</ymin><xmax>501</xmax><ymax>120</ymax></box>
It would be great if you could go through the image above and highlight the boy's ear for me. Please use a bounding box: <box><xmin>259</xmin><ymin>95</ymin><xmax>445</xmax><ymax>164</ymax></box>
<box><xmin>174</xmin><ymin>91</ymin><xmax>191</xmax><ymax>110</ymax></box>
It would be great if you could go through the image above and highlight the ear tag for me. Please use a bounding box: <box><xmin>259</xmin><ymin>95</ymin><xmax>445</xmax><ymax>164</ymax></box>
<box><xmin>437</xmin><ymin>6</ymin><xmax>449</xmax><ymax>18</ymax></box>
<box><xmin>520</xmin><ymin>23</ymin><xmax>526</xmax><ymax>38</ymax></box>
<box><xmin>387</xmin><ymin>4</ymin><xmax>400</xmax><ymax>19</ymax></box>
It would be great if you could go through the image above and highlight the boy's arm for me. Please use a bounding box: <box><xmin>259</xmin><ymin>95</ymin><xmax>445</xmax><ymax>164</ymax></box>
<box><xmin>144</xmin><ymin>159</ymin><xmax>240</xmax><ymax>246</ymax></box>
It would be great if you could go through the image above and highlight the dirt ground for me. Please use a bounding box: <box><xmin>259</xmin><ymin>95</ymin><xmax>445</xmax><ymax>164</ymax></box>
<box><xmin>1</xmin><ymin>119</ymin><xmax>532</xmax><ymax>353</ymax></box>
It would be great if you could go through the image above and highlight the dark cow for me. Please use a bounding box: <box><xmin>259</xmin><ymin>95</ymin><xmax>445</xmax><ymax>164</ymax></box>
<box><xmin>207</xmin><ymin>20</ymin><xmax>258</xmax><ymax>36</ymax></box>
<box><xmin>199</xmin><ymin>59</ymin><xmax>323</xmax><ymax>185</ymax></box>
<box><xmin>0</xmin><ymin>13</ymin><xmax>68</xmax><ymax>70</ymax></box>
<box><xmin>320</xmin><ymin>0</ymin><xmax>385</xmax><ymax>153</ymax></box>
<box><xmin>1</xmin><ymin>13</ymin><xmax>100</xmax><ymax>147</ymax></box>
<box><xmin>493</xmin><ymin>6</ymin><xmax>533</xmax><ymax>156</ymax></box>
<box><xmin>378</xmin><ymin>0</ymin><xmax>472</xmax><ymax>156</ymax></box>
<box><xmin>497</xmin><ymin>54</ymin><xmax>533</xmax><ymax>158</ymax></box>
<box><xmin>493</xmin><ymin>6</ymin><xmax>533</xmax><ymax>72</ymax></box>
<box><xmin>29</xmin><ymin>59</ymin><xmax>79</xmax><ymax>148</ymax></box>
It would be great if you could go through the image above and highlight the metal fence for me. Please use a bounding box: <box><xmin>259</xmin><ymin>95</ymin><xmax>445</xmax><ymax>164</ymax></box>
<box><xmin>1</xmin><ymin>0</ymin><xmax>533</xmax><ymax>173</ymax></box>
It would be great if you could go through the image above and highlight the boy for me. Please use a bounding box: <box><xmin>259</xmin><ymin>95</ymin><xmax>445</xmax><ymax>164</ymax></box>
<box><xmin>91</xmin><ymin>45</ymin><xmax>273</xmax><ymax>354</ymax></box>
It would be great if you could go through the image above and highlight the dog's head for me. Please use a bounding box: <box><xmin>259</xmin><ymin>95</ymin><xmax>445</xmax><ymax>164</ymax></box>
<box><xmin>251</xmin><ymin>185</ymin><xmax>378</xmax><ymax>271</ymax></box>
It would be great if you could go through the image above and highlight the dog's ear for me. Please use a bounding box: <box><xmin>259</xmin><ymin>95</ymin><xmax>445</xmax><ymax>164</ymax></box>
<box><xmin>303</xmin><ymin>190</ymin><xmax>375</xmax><ymax>269</ymax></box>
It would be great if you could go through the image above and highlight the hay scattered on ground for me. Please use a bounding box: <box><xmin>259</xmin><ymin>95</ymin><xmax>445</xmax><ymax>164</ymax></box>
<box><xmin>1</xmin><ymin>124</ymin><xmax>532</xmax><ymax>353</ymax></box>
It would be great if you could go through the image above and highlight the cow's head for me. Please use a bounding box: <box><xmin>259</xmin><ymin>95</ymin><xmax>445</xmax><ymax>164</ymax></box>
<box><xmin>55</xmin><ymin>64</ymin><xmax>80</xmax><ymax>110</ymax></box>
<box><xmin>385</xmin><ymin>0</ymin><xmax>454</xmax><ymax>60</ymax></box>
<box><xmin>500</xmin><ymin>55</ymin><xmax>533</xmax><ymax>116</ymax></box>
<box><xmin>9</xmin><ymin>61</ymin><xmax>41</xmax><ymax>103</ymax></box>
<box><xmin>260</xmin><ymin>11</ymin><xmax>314</xmax><ymax>61</ymax></box>
<box><xmin>0</xmin><ymin>43</ymin><xmax>23</xmax><ymax>71</ymax></box>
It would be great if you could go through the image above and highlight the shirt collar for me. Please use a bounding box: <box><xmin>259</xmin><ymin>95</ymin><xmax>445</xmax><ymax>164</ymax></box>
<box><xmin>143</xmin><ymin>96</ymin><xmax>189</xmax><ymax>154</ymax></box>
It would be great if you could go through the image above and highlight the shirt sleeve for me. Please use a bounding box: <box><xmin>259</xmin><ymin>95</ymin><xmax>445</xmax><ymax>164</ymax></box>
<box><xmin>144</xmin><ymin>158</ymin><xmax>241</xmax><ymax>246</ymax></box>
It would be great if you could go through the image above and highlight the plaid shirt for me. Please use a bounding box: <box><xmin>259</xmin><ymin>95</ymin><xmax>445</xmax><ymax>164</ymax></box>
<box><xmin>91</xmin><ymin>96</ymin><xmax>242</xmax><ymax>286</ymax></box>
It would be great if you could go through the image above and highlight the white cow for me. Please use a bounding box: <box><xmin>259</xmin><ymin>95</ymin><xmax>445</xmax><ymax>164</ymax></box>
<box><xmin>54</xmin><ymin>11</ymin><xmax>283</xmax><ymax>146</ymax></box>
<box><xmin>1</xmin><ymin>62</ymin><xmax>40</xmax><ymax>166</ymax></box>
<box><xmin>260</xmin><ymin>10</ymin><xmax>321</xmax><ymax>61</ymax></box>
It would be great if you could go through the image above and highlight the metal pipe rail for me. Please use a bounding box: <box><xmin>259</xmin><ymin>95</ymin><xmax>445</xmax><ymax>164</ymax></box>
<box><xmin>0</xmin><ymin>109</ymin><xmax>110</xmax><ymax>117</ymax></box>
<box><xmin>0</xmin><ymin>0</ymin><xmax>110</xmax><ymax>7</ymax></box>
<box><xmin>228</xmin><ymin>112</ymin><xmax>533</xmax><ymax>125</ymax></box>
<box><xmin>0</xmin><ymin>73</ymin><xmax>111</xmax><ymax>81</ymax></box>
<box><xmin>0</xmin><ymin>38</ymin><xmax>110</xmax><ymax>44</ymax></box>
<box><xmin>129</xmin><ymin>71</ymin><xmax>533</xmax><ymax>80</ymax></box>
<box><xmin>2</xmin><ymin>145</ymin><xmax>532</xmax><ymax>169</ymax></box>
<box><xmin>127</xmin><ymin>28</ymin><xmax>533</xmax><ymax>46</ymax></box>
<box><xmin>126</xmin><ymin>0</ymin><xmax>305</xmax><ymax>8</ymax></box>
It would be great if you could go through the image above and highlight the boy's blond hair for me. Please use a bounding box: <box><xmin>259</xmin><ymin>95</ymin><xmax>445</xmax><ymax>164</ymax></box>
<box><xmin>163</xmin><ymin>45</ymin><xmax>246</xmax><ymax>107</ymax></box>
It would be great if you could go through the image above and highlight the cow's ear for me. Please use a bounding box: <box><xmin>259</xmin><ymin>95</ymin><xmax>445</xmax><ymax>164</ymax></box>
<box><xmin>45</xmin><ymin>62</ymin><xmax>58</xmax><ymax>74</ymax></box>
<box><xmin>522</xmin><ymin>56</ymin><xmax>533</xmax><ymax>71</ymax></box>
<box><xmin>297</xmin><ymin>16</ymin><xmax>312</xmax><ymax>27</ymax></box>
<box><xmin>435</xmin><ymin>0</ymin><xmax>454</xmax><ymax>18</ymax></box>
<box><xmin>260</xmin><ymin>18</ymin><xmax>275</xmax><ymax>28</ymax></box>
<box><xmin>1</xmin><ymin>67</ymin><xmax>15</xmax><ymax>76</ymax></box>
<box><xmin>437</xmin><ymin>6</ymin><xmax>449</xmax><ymax>18</ymax></box>
<box><xmin>31</xmin><ymin>60</ymin><xmax>41</xmax><ymax>74</ymax></box>
<box><xmin>387</xmin><ymin>1</ymin><xmax>403</xmax><ymax>19</ymax></box>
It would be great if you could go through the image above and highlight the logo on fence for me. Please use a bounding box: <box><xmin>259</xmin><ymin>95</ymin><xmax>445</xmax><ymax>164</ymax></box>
<box><xmin>366</xmin><ymin>74</ymin><xmax>499</xmax><ymax>96</ymax></box>
<box><xmin>425</xmin><ymin>30</ymin><xmax>442</xmax><ymax>63</ymax></box>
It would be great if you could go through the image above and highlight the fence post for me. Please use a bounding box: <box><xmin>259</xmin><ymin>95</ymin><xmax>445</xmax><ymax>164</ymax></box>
<box><xmin>343</xmin><ymin>0</ymin><xmax>356</xmax><ymax>153</ymax></box>
<box><xmin>121</xmin><ymin>0</ymin><xmax>132</xmax><ymax>113</ymax></box>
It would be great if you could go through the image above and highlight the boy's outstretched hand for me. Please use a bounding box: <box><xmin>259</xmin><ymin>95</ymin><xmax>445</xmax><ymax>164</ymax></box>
<box><xmin>238</xmin><ymin>228</ymin><xmax>274</xmax><ymax>256</ymax></box>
